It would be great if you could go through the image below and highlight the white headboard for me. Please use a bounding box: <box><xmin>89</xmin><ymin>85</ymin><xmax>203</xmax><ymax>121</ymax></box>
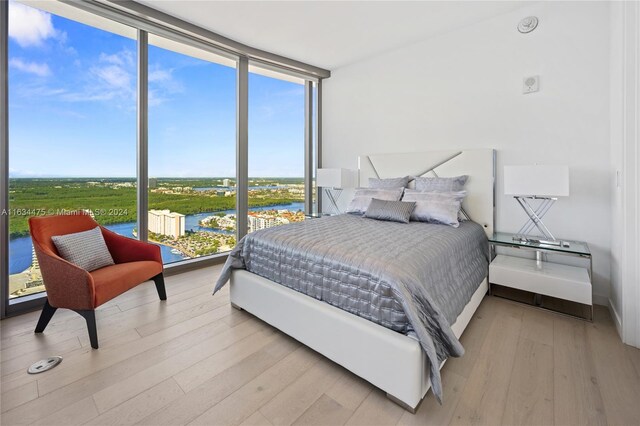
<box><xmin>358</xmin><ymin>149</ymin><xmax>496</xmax><ymax>237</ymax></box>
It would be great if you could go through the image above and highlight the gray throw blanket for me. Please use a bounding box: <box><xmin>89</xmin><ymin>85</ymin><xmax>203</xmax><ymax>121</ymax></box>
<box><xmin>214</xmin><ymin>214</ymin><xmax>489</xmax><ymax>402</ymax></box>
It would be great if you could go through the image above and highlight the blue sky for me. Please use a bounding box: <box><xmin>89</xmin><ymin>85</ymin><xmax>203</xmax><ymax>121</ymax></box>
<box><xmin>8</xmin><ymin>1</ymin><xmax>305</xmax><ymax>178</ymax></box>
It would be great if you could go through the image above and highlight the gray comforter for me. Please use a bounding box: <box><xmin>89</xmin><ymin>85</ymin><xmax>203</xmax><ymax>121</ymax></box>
<box><xmin>214</xmin><ymin>214</ymin><xmax>489</xmax><ymax>402</ymax></box>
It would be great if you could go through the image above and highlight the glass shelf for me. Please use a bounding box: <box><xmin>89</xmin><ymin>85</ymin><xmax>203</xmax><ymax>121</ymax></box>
<box><xmin>489</xmin><ymin>232</ymin><xmax>590</xmax><ymax>257</ymax></box>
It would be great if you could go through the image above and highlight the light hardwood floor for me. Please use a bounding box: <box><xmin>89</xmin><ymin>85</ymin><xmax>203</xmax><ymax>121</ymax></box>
<box><xmin>1</xmin><ymin>265</ymin><xmax>639</xmax><ymax>426</ymax></box>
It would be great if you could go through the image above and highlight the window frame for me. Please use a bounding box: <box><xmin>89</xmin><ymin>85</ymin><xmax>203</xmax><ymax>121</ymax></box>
<box><xmin>0</xmin><ymin>0</ymin><xmax>325</xmax><ymax>318</ymax></box>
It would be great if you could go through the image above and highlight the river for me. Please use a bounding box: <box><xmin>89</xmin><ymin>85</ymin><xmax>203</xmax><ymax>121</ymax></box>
<box><xmin>9</xmin><ymin>202</ymin><xmax>304</xmax><ymax>273</ymax></box>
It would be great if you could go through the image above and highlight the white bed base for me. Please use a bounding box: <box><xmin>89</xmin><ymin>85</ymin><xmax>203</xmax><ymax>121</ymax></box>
<box><xmin>229</xmin><ymin>149</ymin><xmax>495</xmax><ymax>411</ymax></box>
<box><xmin>230</xmin><ymin>270</ymin><xmax>488</xmax><ymax>411</ymax></box>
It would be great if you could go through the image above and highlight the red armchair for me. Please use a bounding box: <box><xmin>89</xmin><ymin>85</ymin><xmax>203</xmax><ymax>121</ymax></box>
<box><xmin>29</xmin><ymin>212</ymin><xmax>165</xmax><ymax>349</ymax></box>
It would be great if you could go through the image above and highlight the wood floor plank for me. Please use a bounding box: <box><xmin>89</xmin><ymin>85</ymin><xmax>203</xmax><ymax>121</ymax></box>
<box><xmin>1</xmin><ymin>336</ymin><xmax>81</xmax><ymax>378</ymax></box>
<box><xmin>31</xmin><ymin>396</ymin><xmax>99</xmax><ymax>426</ymax></box>
<box><xmin>445</xmin><ymin>296</ymin><xmax>498</xmax><ymax>379</ymax></box>
<box><xmin>450</xmin><ymin>309</ymin><xmax>523</xmax><ymax>425</ymax></box>
<box><xmin>1</xmin><ymin>268</ymin><xmax>638</xmax><ymax>426</ymax></box>
<box><xmin>501</xmin><ymin>338</ymin><xmax>553</xmax><ymax>426</ymax></box>
<box><xmin>519</xmin><ymin>306</ymin><xmax>554</xmax><ymax>347</ymax></box>
<box><xmin>187</xmin><ymin>346</ymin><xmax>320</xmax><ymax>426</ymax></box>
<box><xmin>92</xmin><ymin>319</ymin><xmax>262</xmax><ymax>413</ymax></box>
<box><xmin>258</xmin><ymin>357</ymin><xmax>345</xmax><ymax>425</ymax></box>
<box><xmin>173</xmin><ymin>326</ymin><xmax>279</xmax><ymax>393</ymax></box>
<box><xmin>137</xmin><ymin>335</ymin><xmax>301</xmax><ymax>426</ymax></box>
<box><xmin>626</xmin><ymin>345</ymin><xmax>640</xmax><ymax>379</ymax></box>
<box><xmin>0</xmin><ymin>313</ymin><xmax>225</xmax><ymax>425</ymax></box>
<box><xmin>397</xmin><ymin>369</ymin><xmax>466</xmax><ymax>426</ymax></box>
<box><xmin>323</xmin><ymin>370</ymin><xmax>373</xmax><ymax>412</ymax></box>
<box><xmin>585</xmin><ymin>309</ymin><xmax>640</xmax><ymax>425</ymax></box>
<box><xmin>0</xmin><ymin>380</ymin><xmax>38</xmax><ymax>414</ymax></box>
<box><xmin>86</xmin><ymin>378</ymin><xmax>185</xmax><ymax>425</ymax></box>
<box><xmin>553</xmin><ymin>316</ymin><xmax>607</xmax><ymax>426</ymax></box>
<box><xmin>292</xmin><ymin>394</ymin><xmax>354</xmax><ymax>426</ymax></box>
<box><xmin>241</xmin><ymin>410</ymin><xmax>275</xmax><ymax>426</ymax></box>
<box><xmin>0</xmin><ymin>328</ymin><xmax>140</xmax><ymax>398</ymax></box>
<box><xmin>36</xmin><ymin>312</ymin><xmax>227</xmax><ymax>397</ymax></box>
<box><xmin>344</xmin><ymin>389</ymin><xmax>405</xmax><ymax>426</ymax></box>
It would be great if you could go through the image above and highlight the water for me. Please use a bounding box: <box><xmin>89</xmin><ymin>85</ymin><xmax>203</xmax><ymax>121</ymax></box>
<box><xmin>193</xmin><ymin>185</ymin><xmax>286</xmax><ymax>192</ymax></box>
<box><xmin>9</xmin><ymin>202</ymin><xmax>304</xmax><ymax>273</ymax></box>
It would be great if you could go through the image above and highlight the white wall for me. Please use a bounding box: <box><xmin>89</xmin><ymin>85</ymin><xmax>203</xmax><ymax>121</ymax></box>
<box><xmin>323</xmin><ymin>1</ymin><xmax>612</xmax><ymax>302</ymax></box>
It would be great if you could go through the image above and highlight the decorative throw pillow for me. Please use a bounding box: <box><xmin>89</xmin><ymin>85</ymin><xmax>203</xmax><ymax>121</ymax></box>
<box><xmin>368</xmin><ymin>176</ymin><xmax>410</xmax><ymax>189</ymax></box>
<box><xmin>402</xmin><ymin>190</ymin><xmax>467</xmax><ymax>227</ymax></box>
<box><xmin>346</xmin><ymin>187</ymin><xmax>405</xmax><ymax>214</ymax></box>
<box><xmin>413</xmin><ymin>175</ymin><xmax>468</xmax><ymax>192</ymax></box>
<box><xmin>51</xmin><ymin>226</ymin><xmax>115</xmax><ymax>271</ymax></box>
<box><xmin>364</xmin><ymin>199</ymin><xmax>416</xmax><ymax>224</ymax></box>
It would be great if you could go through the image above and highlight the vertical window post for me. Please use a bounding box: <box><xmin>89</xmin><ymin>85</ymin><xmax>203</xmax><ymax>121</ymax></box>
<box><xmin>0</xmin><ymin>0</ymin><xmax>8</xmax><ymax>319</ymax></box>
<box><xmin>316</xmin><ymin>80</ymin><xmax>323</xmax><ymax>214</ymax></box>
<box><xmin>304</xmin><ymin>81</ymin><xmax>313</xmax><ymax>214</ymax></box>
<box><xmin>236</xmin><ymin>57</ymin><xmax>249</xmax><ymax>241</ymax></box>
<box><xmin>137</xmin><ymin>30</ymin><xmax>149</xmax><ymax>242</ymax></box>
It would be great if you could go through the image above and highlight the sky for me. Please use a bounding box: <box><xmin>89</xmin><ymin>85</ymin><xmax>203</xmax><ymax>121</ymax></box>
<box><xmin>7</xmin><ymin>1</ymin><xmax>305</xmax><ymax>178</ymax></box>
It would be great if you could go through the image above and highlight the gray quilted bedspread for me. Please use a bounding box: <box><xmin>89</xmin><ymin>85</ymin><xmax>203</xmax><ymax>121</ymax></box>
<box><xmin>214</xmin><ymin>214</ymin><xmax>489</xmax><ymax>402</ymax></box>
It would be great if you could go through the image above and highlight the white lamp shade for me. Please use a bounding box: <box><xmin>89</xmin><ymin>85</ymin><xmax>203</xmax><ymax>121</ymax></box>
<box><xmin>317</xmin><ymin>168</ymin><xmax>356</xmax><ymax>189</ymax></box>
<box><xmin>504</xmin><ymin>165</ymin><xmax>570</xmax><ymax>197</ymax></box>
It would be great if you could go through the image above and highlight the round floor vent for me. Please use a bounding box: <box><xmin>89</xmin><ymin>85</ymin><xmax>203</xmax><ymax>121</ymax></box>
<box><xmin>27</xmin><ymin>356</ymin><xmax>62</xmax><ymax>374</ymax></box>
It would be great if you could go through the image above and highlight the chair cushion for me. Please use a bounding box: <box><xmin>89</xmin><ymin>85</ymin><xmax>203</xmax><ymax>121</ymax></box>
<box><xmin>52</xmin><ymin>226</ymin><xmax>115</xmax><ymax>272</ymax></box>
<box><xmin>91</xmin><ymin>261</ymin><xmax>163</xmax><ymax>306</ymax></box>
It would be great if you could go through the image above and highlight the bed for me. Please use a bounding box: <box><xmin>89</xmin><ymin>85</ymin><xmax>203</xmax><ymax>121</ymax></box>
<box><xmin>214</xmin><ymin>149</ymin><xmax>495</xmax><ymax>412</ymax></box>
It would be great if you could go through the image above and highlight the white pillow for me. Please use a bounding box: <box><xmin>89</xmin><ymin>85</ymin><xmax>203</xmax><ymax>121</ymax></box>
<box><xmin>368</xmin><ymin>176</ymin><xmax>410</xmax><ymax>189</ymax></box>
<box><xmin>346</xmin><ymin>187</ymin><xmax>404</xmax><ymax>214</ymax></box>
<box><xmin>402</xmin><ymin>190</ymin><xmax>467</xmax><ymax>227</ymax></box>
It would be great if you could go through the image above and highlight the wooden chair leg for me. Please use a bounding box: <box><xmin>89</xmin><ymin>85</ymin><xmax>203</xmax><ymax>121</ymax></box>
<box><xmin>34</xmin><ymin>299</ymin><xmax>57</xmax><ymax>333</ymax></box>
<box><xmin>75</xmin><ymin>310</ymin><xmax>98</xmax><ymax>349</ymax></box>
<box><xmin>152</xmin><ymin>273</ymin><xmax>167</xmax><ymax>301</ymax></box>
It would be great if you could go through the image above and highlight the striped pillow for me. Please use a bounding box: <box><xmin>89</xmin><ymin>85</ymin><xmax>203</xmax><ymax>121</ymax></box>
<box><xmin>363</xmin><ymin>198</ymin><xmax>416</xmax><ymax>224</ymax></box>
<box><xmin>52</xmin><ymin>226</ymin><xmax>115</xmax><ymax>272</ymax></box>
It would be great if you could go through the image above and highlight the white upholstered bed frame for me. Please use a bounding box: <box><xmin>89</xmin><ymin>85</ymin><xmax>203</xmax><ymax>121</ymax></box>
<box><xmin>229</xmin><ymin>149</ymin><xmax>496</xmax><ymax>412</ymax></box>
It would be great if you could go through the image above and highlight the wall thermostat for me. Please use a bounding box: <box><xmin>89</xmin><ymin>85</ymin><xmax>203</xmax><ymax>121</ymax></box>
<box><xmin>523</xmin><ymin>75</ymin><xmax>539</xmax><ymax>94</ymax></box>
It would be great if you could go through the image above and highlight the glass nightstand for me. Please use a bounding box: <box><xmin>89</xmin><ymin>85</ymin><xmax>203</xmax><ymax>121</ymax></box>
<box><xmin>488</xmin><ymin>232</ymin><xmax>593</xmax><ymax>321</ymax></box>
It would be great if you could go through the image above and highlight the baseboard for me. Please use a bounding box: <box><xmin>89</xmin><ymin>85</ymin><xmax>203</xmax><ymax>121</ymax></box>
<box><xmin>592</xmin><ymin>293</ymin><xmax>609</xmax><ymax>307</ymax></box>
<box><xmin>608</xmin><ymin>298</ymin><xmax>623</xmax><ymax>338</ymax></box>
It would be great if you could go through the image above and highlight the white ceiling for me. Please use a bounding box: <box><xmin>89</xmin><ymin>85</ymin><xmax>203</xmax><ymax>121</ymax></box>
<box><xmin>135</xmin><ymin>1</ymin><xmax>533</xmax><ymax>71</ymax></box>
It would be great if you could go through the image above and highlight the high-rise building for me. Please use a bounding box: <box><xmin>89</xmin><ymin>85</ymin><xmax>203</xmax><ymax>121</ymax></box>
<box><xmin>149</xmin><ymin>178</ymin><xmax>158</xmax><ymax>189</ymax></box>
<box><xmin>223</xmin><ymin>178</ymin><xmax>230</xmax><ymax>187</ymax></box>
<box><xmin>148</xmin><ymin>210</ymin><xmax>186</xmax><ymax>238</ymax></box>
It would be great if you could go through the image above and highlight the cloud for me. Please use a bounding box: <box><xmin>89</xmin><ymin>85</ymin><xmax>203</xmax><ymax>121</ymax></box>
<box><xmin>8</xmin><ymin>1</ymin><xmax>58</xmax><ymax>48</ymax></box>
<box><xmin>9</xmin><ymin>58</ymin><xmax>51</xmax><ymax>77</ymax></box>
<box><xmin>149</xmin><ymin>69</ymin><xmax>171</xmax><ymax>83</ymax></box>
<box><xmin>92</xmin><ymin>65</ymin><xmax>131</xmax><ymax>90</ymax></box>
<box><xmin>99</xmin><ymin>51</ymin><xmax>134</xmax><ymax>67</ymax></box>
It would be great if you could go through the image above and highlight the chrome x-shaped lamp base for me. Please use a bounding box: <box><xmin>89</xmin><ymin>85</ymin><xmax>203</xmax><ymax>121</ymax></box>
<box><xmin>513</xmin><ymin>196</ymin><xmax>563</xmax><ymax>246</ymax></box>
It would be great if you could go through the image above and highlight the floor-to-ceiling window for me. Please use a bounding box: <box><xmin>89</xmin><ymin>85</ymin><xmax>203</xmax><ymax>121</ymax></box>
<box><xmin>1</xmin><ymin>0</ymin><xmax>324</xmax><ymax>315</ymax></box>
<box><xmin>147</xmin><ymin>35</ymin><xmax>236</xmax><ymax>264</ymax></box>
<box><xmin>247</xmin><ymin>67</ymin><xmax>306</xmax><ymax>234</ymax></box>
<box><xmin>7</xmin><ymin>2</ymin><xmax>136</xmax><ymax>299</ymax></box>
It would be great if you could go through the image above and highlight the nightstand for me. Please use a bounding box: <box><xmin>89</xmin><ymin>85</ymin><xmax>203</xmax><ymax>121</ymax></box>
<box><xmin>488</xmin><ymin>232</ymin><xmax>593</xmax><ymax>321</ymax></box>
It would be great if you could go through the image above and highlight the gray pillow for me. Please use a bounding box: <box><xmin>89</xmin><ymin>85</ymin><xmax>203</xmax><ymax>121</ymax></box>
<box><xmin>402</xmin><ymin>190</ymin><xmax>467</xmax><ymax>227</ymax></box>
<box><xmin>364</xmin><ymin>199</ymin><xmax>416</xmax><ymax>224</ymax></box>
<box><xmin>51</xmin><ymin>226</ymin><xmax>115</xmax><ymax>272</ymax></box>
<box><xmin>414</xmin><ymin>175</ymin><xmax>468</xmax><ymax>192</ymax></box>
<box><xmin>346</xmin><ymin>187</ymin><xmax>404</xmax><ymax>214</ymax></box>
<box><xmin>368</xmin><ymin>176</ymin><xmax>410</xmax><ymax>189</ymax></box>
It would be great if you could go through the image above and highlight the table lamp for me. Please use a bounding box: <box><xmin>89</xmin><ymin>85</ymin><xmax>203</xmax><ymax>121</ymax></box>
<box><xmin>504</xmin><ymin>165</ymin><xmax>569</xmax><ymax>246</ymax></box>
<box><xmin>316</xmin><ymin>168</ymin><xmax>356</xmax><ymax>214</ymax></box>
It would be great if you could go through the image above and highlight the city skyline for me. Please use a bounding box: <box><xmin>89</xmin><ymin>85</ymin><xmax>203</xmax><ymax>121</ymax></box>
<box><xmin>8</xmin><ymin>1</ymin><xmax>306</xmax><ymax>179</ymax></box>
